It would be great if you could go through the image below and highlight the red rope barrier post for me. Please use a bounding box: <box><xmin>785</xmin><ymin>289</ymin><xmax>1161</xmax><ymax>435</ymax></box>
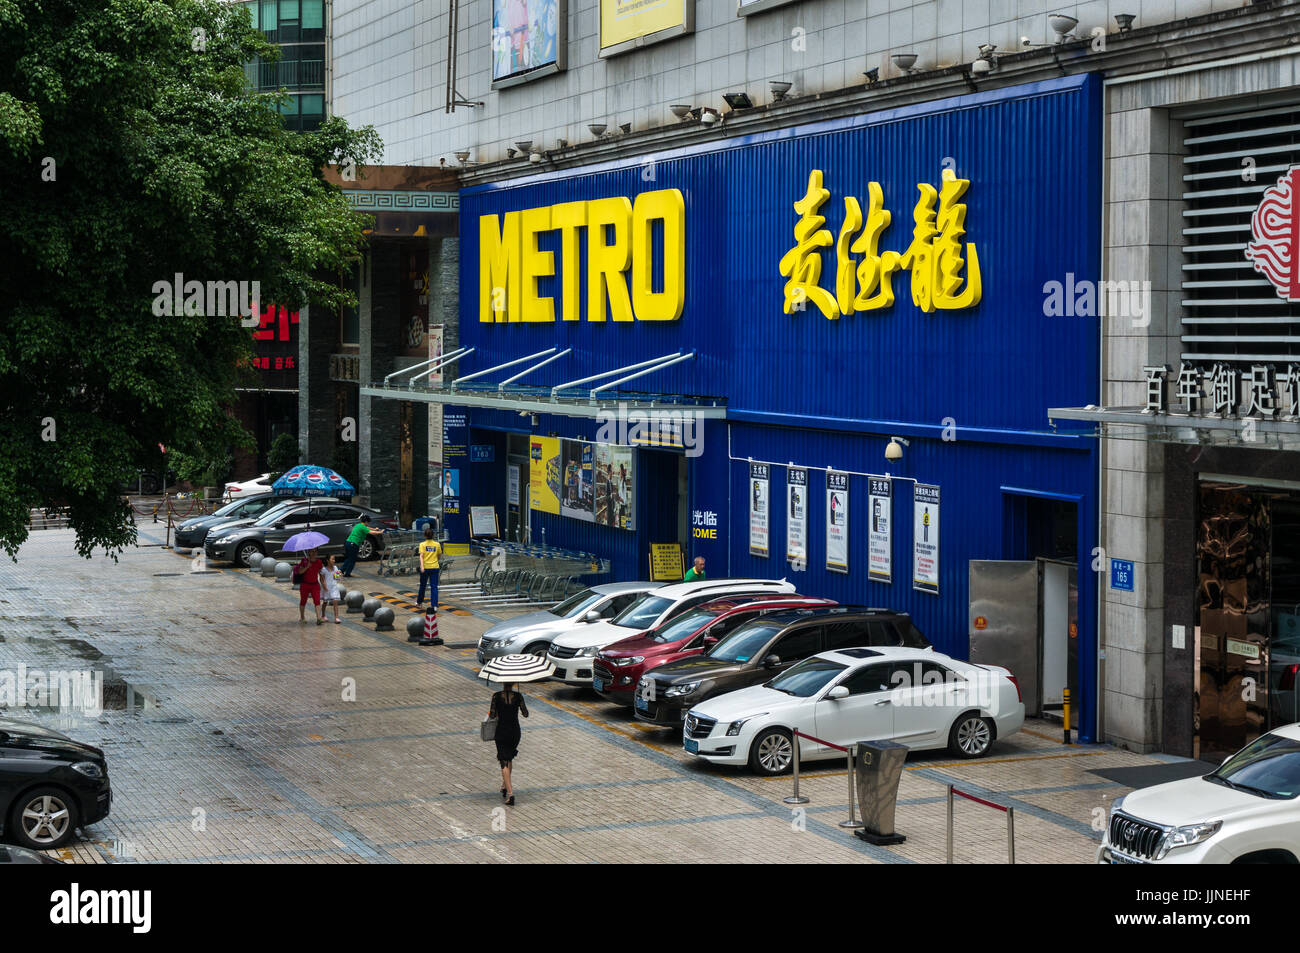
<box><xmin>784</xmin><ymin>731</ymin><xmax>810</xmax><ymax>805</ymax></box>
<box><xmin>946</xmin><ymin>785</ymin><xmax>953</xmax><ymax>864</ymax></box>
<box><xmin>838</xmin><ymin>743</ymin><xmax>863</xmax><ymax>830</ymax></box>
<box><xmin>946</xmin><ymin>785</ymin><xmax>1015</xmax><ymax>864</ymax></box>
<box><xmin>1008</xmin><ymin>808</ymin><xmax>1016</xmax><ymax>864</ymax></box>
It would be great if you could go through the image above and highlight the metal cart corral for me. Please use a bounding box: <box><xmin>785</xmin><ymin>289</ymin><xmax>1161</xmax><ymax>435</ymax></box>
<box><xmin>439</xmin><ymin>540</ymin><xmax>610</xmax><ymax>609</ymax></box>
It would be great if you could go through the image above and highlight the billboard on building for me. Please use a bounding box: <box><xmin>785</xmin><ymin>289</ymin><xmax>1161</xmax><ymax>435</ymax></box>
<box><xmin>599</xmin><ymin>0</ymin><xmax>692</xmax><ymax>55</ymax></box>
<box><xmin>560</xmin><ymin>440</ymin><xmax>595</xmax><ymax>521</ymax></box>
<box><xmin>529</xmin><ymin>436</ymin><xmax>561</xmax><ymax>514</ymax></box>
<box><xmin>493</xmin><ymin>0</ymin><xmax>565</xmax><ymax>83</ymax></box>
<box><xmin>594</xmin><ymin>444</ymin><xmax>635</xmax><ymax>530</ymax></box>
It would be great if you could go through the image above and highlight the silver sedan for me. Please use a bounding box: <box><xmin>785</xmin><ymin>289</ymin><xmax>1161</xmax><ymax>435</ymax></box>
<box><xmin>477</xmin><ymin>581</ymin><xmax>664</xmax><ymax>663</ymax></box>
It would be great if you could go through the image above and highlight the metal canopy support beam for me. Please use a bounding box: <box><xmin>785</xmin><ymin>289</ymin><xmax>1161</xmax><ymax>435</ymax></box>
<box><xmin>499</xmin><ymin>348</ymin><xmax>571</xmax><ymax>391</ymax></box>
<box><xmin>590</xmin><ymin>351</ymin><xmax>696</xmax><ymax>400</ymax></box>
<box><xmin>384</xmin><ymin>356</ymin><xmax>439</xmax><ymax>384</ymax></box>
<box><xmin>359</xmin><ymin>384</ymin><xmax>727</xmax><ymax>420</ymax></box>
<box><xmin>410</xmin><ymin>347</ymin><xmax>473</xmax><ymax>386</ymax></box>
<box><xmin>551</xmin><ymin>352</ymin><xmax>684</xmax><ymax>398</ymax></box>
<box><xmin>451</xmin><ymin>348</ymin><xmax>557</xmax><ymax>391</ymax></box>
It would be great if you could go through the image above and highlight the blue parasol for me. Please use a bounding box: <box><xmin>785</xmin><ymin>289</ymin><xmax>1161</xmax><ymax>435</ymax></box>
<box><xmin>271</xmin><ymin>466</ymin><xmax>355</xmax><ymax>498</ymax></box>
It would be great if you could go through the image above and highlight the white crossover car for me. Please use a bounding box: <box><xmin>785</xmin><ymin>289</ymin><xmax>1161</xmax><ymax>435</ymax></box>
<box><xmin>546</xmin><ymin>578</ymin><xmax>796</xmax><ymax>686</ymax></box>
<box><xmin>682</xmin><ymin>646</ymin><xmax>1025</xmax><ymax>775</ymax></box>
<box><xmin>476</xmin><ymin>582</ymin><xmax>663</xmax><ymax>663</ymax></box>
<box><xmin>1098</xmin><ymin>725</ymin><xmax>1300</xmax><ymax>864</ymax></box>
<box><xmin>224</xmin><ymin>473</ymin><xmax>274</xmax><ymax>497</ymax></box>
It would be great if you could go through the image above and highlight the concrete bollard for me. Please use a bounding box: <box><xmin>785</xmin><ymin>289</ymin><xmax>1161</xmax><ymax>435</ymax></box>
<box><xmin>336</xmin><ymin>584</ymin><xmax>348</xmax><ymax>602</ymax></box>
<box><xmin>405</xmin><ymin>615</ymin><xmax>425</xmax><ymax>641</ymax></box>
<box><xmin>260</xmin><ymin>556</ymin><xmax>277</xmax><ymax>577</ymax></box>
<box><xmin>275</xmin><ymin>561</ymin><xmax>293</xmax><ymax>582</ymax></box>
<box><xmin>345</xmin><ymin>591</ymin><xmax>365</xmax><ymax>614</ymax></box>
<box><xmin>373</xmin><ymin>606</ymin><xmax>395</xmax><ymax>631</ymax></box>
<box><xmin>361</xmin><ymin>598</ymin><xmax>381</xmax><ymax>620</ymax></box>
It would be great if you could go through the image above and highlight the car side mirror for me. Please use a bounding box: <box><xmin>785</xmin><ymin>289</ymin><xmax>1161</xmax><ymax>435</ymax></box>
<box><xmin>584</xmin><ymin>610</ymin><xmax>601</xmax><ymax>623</ymax></box>
<box><xmin>764</xmin><ymin>655</ymin><xmax>781</xmax><ymax>668</ymax></box>
<box><xmin>826</xmin><ymin>685</ymin><xmax>849</xmax><ymax>700</ymax></box>
<box><xmin>274</xmin><ymin>522</ymin><xmax>285</xmax><ymax>529</ymax></box>
<box><xmin>703</xmin><ymin>636</ymin><xmax>718</xmax><ymax>646</ymax></box>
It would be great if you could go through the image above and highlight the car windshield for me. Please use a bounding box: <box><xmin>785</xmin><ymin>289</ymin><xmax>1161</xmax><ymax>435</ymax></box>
<box><xmin>649</xmin><ymin>608</ymin><xmax>721</xmax><ymax>643</ymax></box>
<box><xmin>611</xmin><ymin>595</ymin><xmax>674</xmax><ymax>629</ymax></box>
<box><xmin>549</xmin><ymin>589</ymin><xmax>603</xmax><ymax>618</ymax></box>
<box><xmin>764</xmin><ymin>657</ymin><xmax>846</xmax><ymax>696</ymax></box>
<box><xmin>1207</xmin><ymin>732</ymin><xmax>1300</xmax><ymax>799</ymax></box>
<box><xmin>213</xmin><ymin>498</ymin><xmax>248</xmax><ymax>517</ymax></box>
<box><xmin>706</xmin><ymin>621</ymin><xmax>783</xmax><ymax>663</ymax></box>
<box><xmin>251</xmin><ymin>502</ymin><xmax>302</xmax><ymax>526</ymax></box>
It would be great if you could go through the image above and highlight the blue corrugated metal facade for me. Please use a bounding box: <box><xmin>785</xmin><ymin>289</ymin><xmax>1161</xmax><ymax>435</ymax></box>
<box><xmin>456</xmin><ymin>75</ymin><xmax>1102</xmax><ymax>739</ymax></box>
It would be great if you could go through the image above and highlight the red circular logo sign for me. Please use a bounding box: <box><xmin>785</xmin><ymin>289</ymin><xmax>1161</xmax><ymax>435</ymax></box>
<box><xmin>1246</xmin><ymin>167</ymin><xmax>1300</xmax><ymax>302</ymax></box>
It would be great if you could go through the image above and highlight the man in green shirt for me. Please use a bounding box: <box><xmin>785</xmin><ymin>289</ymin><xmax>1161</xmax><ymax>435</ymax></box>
<box><xmin>342</xmin><ymin>515</ymin><xmax>383</xmax><ymax>577</ymax></box>
<box><xmin>684</xmin><ymin>556</ymin><xmax>706</xmax><ymax>582</ymax></box>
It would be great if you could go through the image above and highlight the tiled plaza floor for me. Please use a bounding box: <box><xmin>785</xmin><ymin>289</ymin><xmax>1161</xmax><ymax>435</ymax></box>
<box><xmin>0</xmin><ymin>521</ymin><xmax>1180</xmax><ymax>863</ymax></box>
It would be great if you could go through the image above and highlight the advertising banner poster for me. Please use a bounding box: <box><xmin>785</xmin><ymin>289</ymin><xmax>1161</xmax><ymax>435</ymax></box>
<box><xmin>560</xmin><ymin>440</ymin><xmax>595</xmax><ymax>522</ymax></box>
<box><xmin>868</xmin><ymin>477</ymin><xmax>892</xmax><ymax>583</ymax></box>
<box><xmin>786</xmin><ymin>467</ymin><xmax>807</xmax><ymax>566</ymax></box>
<box><xmin>599</xmin><ymin>0</ymin><xmax>688</xmax><ymax>53</ymax></box>
<box><xmin>442</xmin><ymin>409</ymin><xmax>469</xmax><ymax>539</ymax></box>
<box><xmin>594</xmin><ymin>444</ymin><xmax>635</xmax><ymax>530</ymax></box>
<box><xmin>427</xmin><ymin>325</ymin><xmax>444</xmax><ymax>515</ymax></box>
<box><xmin>748</xmin><ymin>462</ymin><xmax>770</xmax><ymax>557</ymax></box>
<box><xmin>913</xmin><ymin>484</ymin><xmax>941</xmax><ymax>594</ymax></box>
<box><xmin>492</xmin><ymin>0</ymin><xmax>562</xmax><ymax>81</ymax></box>
<box><xmin>826</xmin><ymin>470</ymin><xmax>849</xmax><ymax>573</ymax></box>
<box><xmin>507</xmin><ymin>464</ymin><xmax>521</xmax><ymax>506</ymax></box>
<box><xmin>529</xmin><ymin>436</ymin><xmax>561</xmax><ymax>514</ymax></box>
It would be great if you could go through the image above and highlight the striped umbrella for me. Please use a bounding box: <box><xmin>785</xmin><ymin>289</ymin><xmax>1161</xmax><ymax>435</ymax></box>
<box><xmin>478</xmin><ymin>653</ymin><xmax>555</xmax><ymax>683</ymax></box>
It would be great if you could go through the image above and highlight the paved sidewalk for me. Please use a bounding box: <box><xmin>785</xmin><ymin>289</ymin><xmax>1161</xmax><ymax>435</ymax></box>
<box><xmin>0</xmin><ymin>523</ymin><xmax>1177</xmax><ymax>863</ymax></box>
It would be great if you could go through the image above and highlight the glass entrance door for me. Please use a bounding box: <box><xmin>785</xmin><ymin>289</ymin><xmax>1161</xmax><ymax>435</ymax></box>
<box><xmin>1197</xmin><ymin>485</ymin><xmax>1271</xmax><ymax>763</ymax></box>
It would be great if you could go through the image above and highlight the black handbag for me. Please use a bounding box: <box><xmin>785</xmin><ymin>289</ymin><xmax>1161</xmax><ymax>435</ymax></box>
<box><xmin>480</xmin><ymin>716</ymin><xmax>498</xmax><ymax>741</ymax></box>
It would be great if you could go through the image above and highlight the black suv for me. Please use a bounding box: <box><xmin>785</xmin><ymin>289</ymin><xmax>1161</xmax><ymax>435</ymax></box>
<box><xmin>633</xmin><ymin>606</ymin><xmax>930</xmax><ymax>726</ymax></box>
<box><xmin>0</xmin><ymin>719</ymin><xmax>112</xmax><ymax>850</ymax></box>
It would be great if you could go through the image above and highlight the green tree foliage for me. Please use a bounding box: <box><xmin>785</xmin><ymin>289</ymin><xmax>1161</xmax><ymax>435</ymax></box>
<box><xmin>0</xmin><ymin>0</ymin><xmax>381</xmax><ymax>558</ymax></box>
<box><xmin>267</xmin><ymin>432</ymin><xmax>299</xmax><ymax>475</ymax></box>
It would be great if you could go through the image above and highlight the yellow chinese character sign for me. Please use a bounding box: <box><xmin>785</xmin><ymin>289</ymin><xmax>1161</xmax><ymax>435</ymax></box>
<box><xmin>780</xmin><ymin>168</ymin><xmax>982</xmax><ymax>319</ymax></box>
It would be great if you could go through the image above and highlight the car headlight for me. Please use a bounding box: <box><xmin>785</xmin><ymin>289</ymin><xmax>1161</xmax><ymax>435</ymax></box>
<box><xmin>726</xmin><ymin>714</ymin><xmax>767</xmax><ymax>736</ymax></box>
<box><xmin>71</xmin><ymin>762</ymin><xmax>104</xmax><ymax>779</ymax></box>
<box><xmin>579</xmin><ymin>646</ymin><xmax>600</xmax><ymax>657</ymax></box>
<box><xmin>612</xmin><ymin>656</ymin><xmax>644</xmax><ymax>666</ymax></box>
<box><xmin>213</xmin><ymin>535</ymin><xmax>236</xmax><ymax>544</ymax></box>
<box><xmin>665</xmin><ymin>680</ymin><xmax>701</xmax><ymax>698</ymax></box>
<box><xmin>1157</xmin><ymin>820</ymin><xmax>1222</xmax><ymax>859</ymax></box>
<box><xmin>1107</xmin><ymin>795</ymin><xmax>1125</xmax><ymax>820</ymax></box>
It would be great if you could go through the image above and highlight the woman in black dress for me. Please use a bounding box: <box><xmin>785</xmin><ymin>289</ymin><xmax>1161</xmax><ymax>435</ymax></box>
<box><xmin>490</xmin><ymin>683</ymin><xmax>528</xmax><ymax>805</ymax></box>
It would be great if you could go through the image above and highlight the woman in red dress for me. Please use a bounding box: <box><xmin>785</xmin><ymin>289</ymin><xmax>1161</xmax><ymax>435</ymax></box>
<box><xmin>295</xmin><ymin>548</ymin><xmax>325</xmax><ymax>625</ymax></box>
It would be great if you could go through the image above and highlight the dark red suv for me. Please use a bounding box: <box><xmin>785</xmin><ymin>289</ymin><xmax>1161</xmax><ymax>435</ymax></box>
<box><xmin>592</xmin><ymin>595</ymin><xmax>836</xmax><ymax>706</ymax></box>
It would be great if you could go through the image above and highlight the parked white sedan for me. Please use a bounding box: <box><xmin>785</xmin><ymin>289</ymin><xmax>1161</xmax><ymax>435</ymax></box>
<box><xmin>1098</xmin><ymin>725</ymin><xmax>1300</xmax><ymax>864</ymax></box>
<box><xmin>224</xmin><ymin>473</ymin><xmax>274</xmax><ymax>497</ymax></box>
<box><xmin>682</xmin><ymin>647</ymin><xmax>1025</xmax><ymax>775</ymax></box>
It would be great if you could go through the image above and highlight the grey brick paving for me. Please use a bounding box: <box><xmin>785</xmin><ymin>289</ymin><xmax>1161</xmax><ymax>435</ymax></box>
<box><xmin>0</xmin><ymin>521</ymin><xmax>1174</xmax><ymax>863</ymax></box>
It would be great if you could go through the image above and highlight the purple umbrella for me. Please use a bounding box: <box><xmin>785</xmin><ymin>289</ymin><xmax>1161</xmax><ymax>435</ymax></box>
<box><xmin>284</xmin><ymin>531</ymin><xmax>329</xmax><ymax>553</ymax></box>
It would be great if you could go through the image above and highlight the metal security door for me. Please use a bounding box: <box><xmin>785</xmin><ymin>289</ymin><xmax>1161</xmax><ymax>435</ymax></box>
<box><xmin>969</xmin><ymin>561</ymin><xmax>1041</xmax><ymax>715</ymax></box>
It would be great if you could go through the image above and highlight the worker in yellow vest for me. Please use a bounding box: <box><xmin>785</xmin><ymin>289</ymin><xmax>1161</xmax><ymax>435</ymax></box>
<box><xmin>416</xmin><ymin>524</ymin><xmax>442</xmax><ymax>609</ymax></box>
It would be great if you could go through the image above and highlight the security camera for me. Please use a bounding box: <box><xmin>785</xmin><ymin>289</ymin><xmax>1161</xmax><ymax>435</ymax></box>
<box><xmin>885</xmin><ymin>436</ymin><xmax>909</xmax><ymax>461</ymax></box>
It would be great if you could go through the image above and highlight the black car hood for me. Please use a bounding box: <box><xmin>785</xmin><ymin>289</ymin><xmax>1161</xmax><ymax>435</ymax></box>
<box><xmin>0</xmin><ymin>718</ymin><xmax>104</xmax><ymax>759</ymax></box>
<box><xmin>645</xmin><ymin>656</ymin><xmax>747</xmax><ymax>683</ymax></box>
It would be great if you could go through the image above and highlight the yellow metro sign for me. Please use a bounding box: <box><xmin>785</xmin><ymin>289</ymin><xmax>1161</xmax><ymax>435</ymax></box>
<box><xmin>479</xmin><ymin>188</ymin><xmax>686</xmax><ymax>324</ymax></box>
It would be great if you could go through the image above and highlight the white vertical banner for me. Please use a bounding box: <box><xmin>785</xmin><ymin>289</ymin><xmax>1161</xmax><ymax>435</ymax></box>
<box><xmin>826</xmin><ymin>469</ymin><xmax>849</xmax><ymax>573</ymax></box>
<box><xmin>786</xmin><ymin>467</ymin><xmax>807</xmax><ymax>567</ymax></box>
<box><xmin>748</xmin><ymin>462</ymin><xmax>770</xmax><ymax>558</ymax></box>
<box><xmin>867</xmin><ymin>477</ymin><xmax>892</xmax><ymax>583</ymax></box>
<box><xmin>913</xmin><ymin>483</ymin><xmax>940</xmax><ymax>594</ymax></box>
<box><xmin>427</xmin><ymin>325</ymin><xmax>445</xmax><ymax>516</ymax></box>
<box><xmin>507</xmin><ymin>464</ymin><xmax>521</xmax><ymax>506</ymax></box>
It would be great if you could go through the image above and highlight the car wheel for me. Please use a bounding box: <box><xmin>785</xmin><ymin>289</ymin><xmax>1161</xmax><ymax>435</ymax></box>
<box><xmin>236</xmin><ymin>541</ymin><xmax>264</xmax><ymax>567</ymax></box>
<box><xmin>748</xmin><ymin>727</ymin><xmax>795</xmax><ymax>776</ymax></box>
<box><xmin>522</xmin><ymin>642</ymin><xmax>549</xmax><ymax>657</ymax></box>
<box><xmin>357</xmin><ymin>538</ymin><xmax>375</xmax><ymax>561</ymax></box>
<box><xmin>948</xmin><ymin>712</ymin><xmax>995</xmax><ymax>758</ymax></box>
<box><xmin>10</xmin><ymin>788</ymin><xmax>80</xmax><ymax>850</ymax></box>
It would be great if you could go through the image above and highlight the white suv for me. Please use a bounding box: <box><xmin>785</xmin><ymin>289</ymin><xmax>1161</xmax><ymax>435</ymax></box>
<box><xmin>1099</xmin><ymin>724</ymin><xmax>1300</xmax><ymax>864</ymax></box>
<box><xmin>546</xmin><ymin>578</ymin><xmax>796</xmax><ymax>686</ymax></box>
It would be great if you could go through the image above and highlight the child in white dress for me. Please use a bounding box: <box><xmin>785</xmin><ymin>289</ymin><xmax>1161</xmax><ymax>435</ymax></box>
<box><xmin>320</xmin><ymin>554</ymin><xmax>343</xmax><ymax>623</ymax></box>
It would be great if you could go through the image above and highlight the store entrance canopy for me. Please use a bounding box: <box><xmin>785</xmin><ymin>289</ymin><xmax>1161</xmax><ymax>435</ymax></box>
<box><xmin>360</xmin><ymin>348</ymin><xmax>727</xmax><ymax>419</ymax></box>
<box><xmin>1049</xmin><ymin>405</ymin><xmax>1300</xmax><ymax>451</ymax></box>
